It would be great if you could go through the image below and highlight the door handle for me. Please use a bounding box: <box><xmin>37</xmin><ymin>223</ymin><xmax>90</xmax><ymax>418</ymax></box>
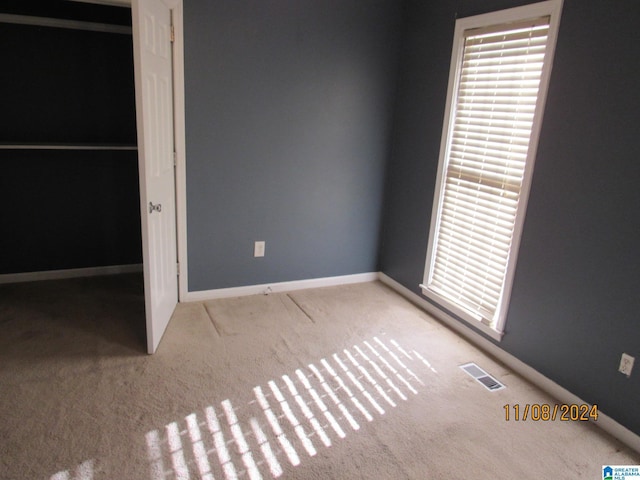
<box><xmin>149</xmin><ymin>202</ymin><xmax>162</xmax><ymax>214</ymax></box>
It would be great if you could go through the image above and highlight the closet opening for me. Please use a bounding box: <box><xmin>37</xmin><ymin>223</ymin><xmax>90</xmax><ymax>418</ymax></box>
<box><xmin>0</xmin><ymin>1</ymin><xmax>146</xmax><ymax>351</ymax></box>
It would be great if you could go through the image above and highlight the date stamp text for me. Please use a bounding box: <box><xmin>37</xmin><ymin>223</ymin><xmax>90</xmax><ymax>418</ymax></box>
<box><xmin>504</xmin><ymin>403</ymin><xmax>598</xmax><ymax>421</ymax></box>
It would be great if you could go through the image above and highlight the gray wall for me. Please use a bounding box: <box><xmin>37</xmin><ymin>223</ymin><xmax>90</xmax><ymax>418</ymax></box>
<box><xmin>379</xmin><ymin>0</ymin><xmax>640</xmax><ymax>435</ymax></box>
<box><xmin>184</xmin><ymin>0</ymin><xmax>402</xmax><ymax>291</ymax></box>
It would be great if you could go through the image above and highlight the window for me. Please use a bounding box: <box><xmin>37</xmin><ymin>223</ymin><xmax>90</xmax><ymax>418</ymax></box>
<box><xmin>421</xmin><ymin>0</ymin><xmax>563</xmax><ymax>340</ymax></box>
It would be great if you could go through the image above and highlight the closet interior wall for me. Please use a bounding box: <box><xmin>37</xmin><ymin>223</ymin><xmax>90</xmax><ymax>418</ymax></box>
<box><xmin>0</xmin><ymin>1</ymin><xmax>141</xmax><ymax>277</ymax></box>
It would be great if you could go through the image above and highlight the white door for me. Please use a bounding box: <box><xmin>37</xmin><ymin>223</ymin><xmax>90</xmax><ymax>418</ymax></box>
<box><xmin>132</xmin><ymin>0</ymin><xmax>178</xmax><ymax>354</ymax></box>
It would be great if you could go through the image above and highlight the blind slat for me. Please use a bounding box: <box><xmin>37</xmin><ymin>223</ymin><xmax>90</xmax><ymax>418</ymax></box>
<box><xmin>446</xmin><ymin>176</ymin><xmax>521</xmax><ymax>199</ymax></box>
<box><xmin>465</xmin><ymin>18</ymin><xmax>550</xmax><ymax>40</ymax></box>
<box><xmin>462</xmin><ymin>53</ymin><xmax>546</xmax><ymax>68</ymax></box>
<box><xmin>456</xmin><ymin>124</ymin><xmax>532</xmax><ymax>135</ymax></box>
<box><xmin>439</xmin><ymin>230</ymin><xmax>511</xmax><ymax>262</ymax></box>
<box><xmin>459</xmin><ymin>62</ymin><xmax>544</xmax><ymax>76</ymax></box>
<box><xmin>444</xmin><ymin>183</ymin><xmax>520</xmax><ymax>210</ymax></box>
<box><xmin>441</xmin><ymin>194</ymin><xmax>518</xmax><ymax>226</ymax></box>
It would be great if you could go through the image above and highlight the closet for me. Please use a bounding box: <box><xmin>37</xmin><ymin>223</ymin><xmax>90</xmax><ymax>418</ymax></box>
<box><xmin>0</xmin><ymin>1</ymin><xmax>141</xmax><ymax>279</ymax></box>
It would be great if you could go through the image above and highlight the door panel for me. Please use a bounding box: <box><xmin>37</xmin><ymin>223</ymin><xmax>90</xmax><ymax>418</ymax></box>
<box><xmin>132</xmin><ymin>0</ymin><xmax>178</xmax><ymax>354</ymax></box>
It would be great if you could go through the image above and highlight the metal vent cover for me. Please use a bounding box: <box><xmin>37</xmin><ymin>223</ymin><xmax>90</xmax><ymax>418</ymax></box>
<box><xmin>460</xmin><ymin>362</ymin><xmax>505</xmax><ymax>391</ymax></box>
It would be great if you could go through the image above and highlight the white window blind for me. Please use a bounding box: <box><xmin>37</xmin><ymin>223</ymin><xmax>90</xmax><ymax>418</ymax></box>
<box><xmin>422</xmin><ymin>2</ymin><xmax>562</xmax><ymax>338</ymax></box>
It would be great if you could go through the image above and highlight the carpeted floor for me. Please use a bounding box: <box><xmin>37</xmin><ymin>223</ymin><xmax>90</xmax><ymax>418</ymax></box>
<box><xmin>0</xmin><ymin>274</ymin><xmax>638</xmax><ymax>479</ymax></box>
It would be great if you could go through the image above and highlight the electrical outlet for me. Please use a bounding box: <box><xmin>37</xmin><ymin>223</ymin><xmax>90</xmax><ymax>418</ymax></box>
<box><xmin>618</xmin><ymin>353</ymin><xmax>634</xmax><ymax>377</ymax></box>
<box><xmin>254</xmin><ymin>241</ymin><xmax>265</xmax><ymax>258</ymax></box>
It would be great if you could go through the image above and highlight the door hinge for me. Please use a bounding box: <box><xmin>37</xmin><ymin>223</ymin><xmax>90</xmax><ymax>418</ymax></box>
<box><xmin>170</xmin><ymin>24</ymin><xmax>175</xmax><ymax>43</ymax></box>
<box><xmin>173</xmin><ymin>151</ymin><xmax>177</xmax><ymax>167</ymax></box>
<box><xmin>176</xmin><ymin>262</ymin><xmax>180</xmax><ymax>276</ymax></box>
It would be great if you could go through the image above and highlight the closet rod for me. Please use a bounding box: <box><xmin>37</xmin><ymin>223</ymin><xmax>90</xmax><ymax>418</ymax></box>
<box><xmin>0</xmin><ymin>145</ymin><xmax>137</xmax><ymax>151</ymax></box>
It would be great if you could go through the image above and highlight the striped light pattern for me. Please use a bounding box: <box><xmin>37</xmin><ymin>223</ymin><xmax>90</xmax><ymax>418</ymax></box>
<box><xmin>142</xmin><ymin>337</ymin><xmax>434</xmax><ymax>480</ymax></box>
<box><xmin>427</xmin><ymin>17</ymin><xmax>551</xmax><ymax>327</ymax></box>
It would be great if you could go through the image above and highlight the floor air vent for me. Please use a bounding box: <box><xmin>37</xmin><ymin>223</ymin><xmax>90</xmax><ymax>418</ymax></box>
<box><xmin>460</xmin><ymin>363</ymin><xmax>505</xmax><ymax>391</ymax></box>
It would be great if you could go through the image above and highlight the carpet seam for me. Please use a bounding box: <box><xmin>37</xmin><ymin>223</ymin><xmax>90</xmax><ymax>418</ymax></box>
<box><xmin>202</xmin><ymin>303</ymin><xmax>223</xmax><ymax>337</ymax></box>
<box><xmin>286</xmin><ymin>293</ymin><xmax>315</xmax><ymax>324</ymax></box>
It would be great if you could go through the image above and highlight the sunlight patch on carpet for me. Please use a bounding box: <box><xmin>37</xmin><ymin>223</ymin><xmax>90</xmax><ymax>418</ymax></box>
<box><xmin>144</xmin><ymin>337</ymin><xmax>436</xmax><ymax>480</ymax></box>
<box><xmin>49</xmin><ymin>459</ymin><xmax>95</xmax><ymax>480</ymax></box>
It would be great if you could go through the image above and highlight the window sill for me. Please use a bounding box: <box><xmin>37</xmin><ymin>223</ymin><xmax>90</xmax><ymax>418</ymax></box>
<box><xmin>419</xmin><ymin>285</ymin><xmax>504</xmax><ymax>342</ymax></box>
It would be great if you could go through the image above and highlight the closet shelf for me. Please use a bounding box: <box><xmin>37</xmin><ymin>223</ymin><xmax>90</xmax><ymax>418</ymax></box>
<box><xmin>0</xmin><ymin>144</ymin><xmax>137</xmax><ymax>151</ymax></box>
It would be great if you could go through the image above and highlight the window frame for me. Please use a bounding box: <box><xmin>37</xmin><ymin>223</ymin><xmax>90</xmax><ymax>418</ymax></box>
<box><xmin>421</xmin><ymin>0</ymin><xmax>564</xmax><ymax>341</ymax></box>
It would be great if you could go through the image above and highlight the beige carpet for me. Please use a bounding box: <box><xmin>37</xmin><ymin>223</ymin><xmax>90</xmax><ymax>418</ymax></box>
<box><xmin>0</xmin><ymin>274</ymin><xmax>638</xmax><ymax>480</ymax></box>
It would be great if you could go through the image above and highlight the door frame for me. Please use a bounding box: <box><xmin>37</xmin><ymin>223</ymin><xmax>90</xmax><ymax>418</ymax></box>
<box><xmin>168</xmin><ymin>0</ymin><xmax>189</xmax><ymax>302</ymax></box>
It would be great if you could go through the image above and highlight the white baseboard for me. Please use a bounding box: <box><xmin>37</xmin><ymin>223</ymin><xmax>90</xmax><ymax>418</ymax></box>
<box><xmin>378</xmin><ymin>272</ymin><xmax>640</xmax><ymax>454</ymax></box>
<box><xmin>0</xmin><ymin>264</ymin><xmax>143</xmax><ymax>285</ymax></box>
<box><xmin>183</xmin><ymin>272</ymin><xmax>379</xmax><ymax>303</ymax></box>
